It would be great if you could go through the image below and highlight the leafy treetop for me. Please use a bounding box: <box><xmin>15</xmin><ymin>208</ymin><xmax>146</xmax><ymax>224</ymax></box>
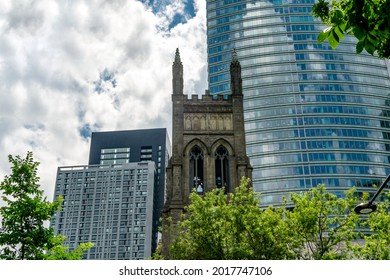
<box><xmin>157</xmin><ymin>177</ymin><xmax>390</xmax><ymax>260</ymax></box>
<box><xmin>312</xmin><ymin>0</ymin><xmax>390</xmax><ymax>58</ymax></box>
<box><xmin>0</xmin><ymin>151</ymin><xmax>92</xmax><ymax>260</ymax></box>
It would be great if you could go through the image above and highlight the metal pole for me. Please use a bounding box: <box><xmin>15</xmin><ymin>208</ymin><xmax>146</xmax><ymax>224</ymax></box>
<box><xmin>368</xmin><ymin>173</ymin><xmax>390</xmax><ymax>204</ymax></box>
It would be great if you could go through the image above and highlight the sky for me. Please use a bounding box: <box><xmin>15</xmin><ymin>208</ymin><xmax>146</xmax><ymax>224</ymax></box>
<box><xmin>0</xmin><ymin>0</ymin><xmax>207</xmax><ymax>203</ymax></box>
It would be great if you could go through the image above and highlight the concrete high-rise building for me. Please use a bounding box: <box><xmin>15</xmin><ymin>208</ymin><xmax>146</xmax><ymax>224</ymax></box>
<box><xmin>206</xmin><ymin>0</ymin><xmax>390</xmax><ymax>206</ymax></box>
<box><xmin>88</xmin><ymin>128</ymin><xmax>171</xmax><ymax>219</ymax></box>
<box><xmin>52</xmin><ymin>162</ymin><xmax>156</xmax><ymax>259</ymax></box>
<box><xmin>51</xmin><ymin>128</ymin><xmax>171</xmax><ymax>259</ymax></box>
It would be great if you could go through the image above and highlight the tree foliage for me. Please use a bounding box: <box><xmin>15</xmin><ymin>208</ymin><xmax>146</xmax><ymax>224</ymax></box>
<box><xmin>351</xmin><ymin>191</ymin><xmax>390</xmax><ymax>259</ymax></box>
<box><xmin>0</xmin><ymin>152</ymin><xmax>92</xmax><ymax>260</ymax></box>
<box><xmin>162</xmin><ymin>177</ymin><xmax>390</xmax><ymax>260</ymax></box>
<box><xmin>312</xmin><ymin>0</ymin><xmax>390</xmax><ymax>58</ymax></box>
<box><xmin>170</xmin><ymin>178</ymin><xmax>294</xmax><ymax>259</ymax></box>
<box><xmin>286</xmin><ymin>185</ymin><xmax>359</xmax><ymax>259</ymax></box>
<box><xmin>44</xmin><ymin>235</ymin><xmax>94</xmax><ymax>260</ymax></box>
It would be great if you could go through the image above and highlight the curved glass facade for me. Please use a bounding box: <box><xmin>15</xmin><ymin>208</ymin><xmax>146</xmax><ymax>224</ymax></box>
<box><xmin>207</xmin><ymin>0</ymin><xmax>390</xmax><ymax>206</ymax></box>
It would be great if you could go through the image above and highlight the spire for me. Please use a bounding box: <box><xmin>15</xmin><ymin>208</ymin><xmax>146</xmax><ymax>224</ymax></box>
<box><xmin>174</xmin><ymin>48</ymin><xmax>181</xmax><ymax>64</ymax></box>
<box><xmin>230</xmin><ymin>49</ymin><xmax>242</xmax><ymax>96</ymax></box>
<box><xmin>172</xmin><ymin>48</ymin><xmax>183</xmax><ymax>95</ymax></box>
<box><xmin>232</xmin><ymin>48</ymin><xmax>238</xmax><ymax>63</ymax></box>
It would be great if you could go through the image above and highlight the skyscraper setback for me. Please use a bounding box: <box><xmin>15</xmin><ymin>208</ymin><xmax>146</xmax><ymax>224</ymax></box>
<box><xmin>206</xmin><ymin>0</ymin><xmax>390</xmax><ymax>205</ymax></box>
<box><xmin>51</xmin><ymin>128</ymin><xmax>171</xmax><ymax>259</ymax></box>
<box><xmin>88</xmin><ymin>128</ymin><xmax>171</xmax><ymax>217</ymax></box>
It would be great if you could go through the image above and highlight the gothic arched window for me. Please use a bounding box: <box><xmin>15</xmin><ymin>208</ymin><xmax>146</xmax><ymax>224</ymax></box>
<box><xmin>215</xmin><ymin>146</ymin><xmax>229</xmax><ymax>190</ymax></box>
<box><xmin>189</xmin><ymin>146</ymin><xmax>204</xmax><ymax>193</ymax></box>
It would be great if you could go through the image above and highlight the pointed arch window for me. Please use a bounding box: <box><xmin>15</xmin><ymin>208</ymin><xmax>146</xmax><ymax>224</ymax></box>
<box><xmin>215</xmin><ymin>146</ymin><xmax>229</xmax><ymax>190</ymax></box>
<box><xmin>189</xmin><ymin>146</ymin><xmax>204</xmax><ymax>193</ymax></box>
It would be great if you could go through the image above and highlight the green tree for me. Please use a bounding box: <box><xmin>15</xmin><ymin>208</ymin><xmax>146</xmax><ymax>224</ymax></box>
<box><xmin>312</xmin><ymin>0</ymin><xmax>390</xmax><ymax>58</ymax></box>
<box><xmin>169</xmin><ymin>178</ymin><xmax>294</xmax><ymax>259</ymax></box>
<box><xmin>351</xmin><ymin>190</ymin><xmax>390</xmax><ymax>259</ymax></box>
<box><xmin>285</xmin><ymin>185</ymin><xmax>360</xmax><ymax>259</ymax></box>
<box><xmin>0</xmin><ymin>151</ymin><xmax>92</xmax><ymax>260</ymax></box>
<box><xmin>150</xmin><ymin>241</ymin><xmax>164</xmax><ymax>260</ymax></box>
<box><xmin>159</xmin><ymin>177</ymin><xmax>390</xmax><ymax>260</ymax></box>
<box><xmin>44</xmin><ymin>235</ymin><xmax>93</xmax><ymax>260</ymax></box>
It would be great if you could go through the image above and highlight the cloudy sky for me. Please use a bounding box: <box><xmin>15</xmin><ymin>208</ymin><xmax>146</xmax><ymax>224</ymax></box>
<box><xmin>0</xmin><ymin>0</ymin><xmax>207</xmax><ymax>202</ymax></box>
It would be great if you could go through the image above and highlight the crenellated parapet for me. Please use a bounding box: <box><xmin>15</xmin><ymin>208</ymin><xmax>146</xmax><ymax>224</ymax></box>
<box><xmin>185</xmin><ymin>91</ymin><xmax>233</xmax><ymax>102</ymax></box>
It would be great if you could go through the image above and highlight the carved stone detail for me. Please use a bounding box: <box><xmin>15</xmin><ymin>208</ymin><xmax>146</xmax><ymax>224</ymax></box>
<box><xmin>184</xmin><ymin>113</ymin><xmax>233</xmax><ymax>131</ymax></box>
<box><xmin>183</xmin><ymin>104</ymin><xmax>233</xmax><ymax>113</ymax></box>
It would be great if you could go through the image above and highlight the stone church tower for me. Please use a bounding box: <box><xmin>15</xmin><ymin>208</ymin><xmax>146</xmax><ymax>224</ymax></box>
<box><xmin>161</xmin><ymin>49</ymin><xmax>252</xmax><ymax>257</ymax></box>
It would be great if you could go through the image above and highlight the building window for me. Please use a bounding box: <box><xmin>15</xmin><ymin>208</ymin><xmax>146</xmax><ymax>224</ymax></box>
<box><xmin>189</xmin><ymin>146</ymin><xmax>204</xmax><ymax>193</ymax></box>
<box><xmin>215</xmin><ymin>146</ymin><xmax>229</xmax><ymax>191</ymax></box>
<box><xmin>140</xmin><ymin>146</ymin><xmax>153</xmax><ymax>162</ymax></box>
<box><xmin>100</xmin><ymin>147</ymin><xmax>130</xmax><ymax>165</ymax></box>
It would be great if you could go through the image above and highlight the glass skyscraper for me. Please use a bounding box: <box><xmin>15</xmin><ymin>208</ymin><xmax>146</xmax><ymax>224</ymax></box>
<box><xmin>207</xmin><ymin>0</ymin><xmax>390</xmax><ymax>206</ymax></box>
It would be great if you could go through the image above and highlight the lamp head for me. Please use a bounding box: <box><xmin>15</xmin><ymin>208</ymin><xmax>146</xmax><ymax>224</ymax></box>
<box><xmin>354</xmin><ymin>202</ymin><xmax>377</xmax><ymax>214</ymax></box>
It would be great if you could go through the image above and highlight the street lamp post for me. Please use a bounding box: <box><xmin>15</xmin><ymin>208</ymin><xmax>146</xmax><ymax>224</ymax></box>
<box><xmin>354</xmin><ymin>173</ymin><xmax>390</xmax><ymax>214</ymax></box>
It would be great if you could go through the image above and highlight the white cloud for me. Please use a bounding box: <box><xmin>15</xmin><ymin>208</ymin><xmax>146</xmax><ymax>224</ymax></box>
<box><xmin>0</xmin><ymin>0</ymin><xmax>207</xmax><ymax>203</ymax></box>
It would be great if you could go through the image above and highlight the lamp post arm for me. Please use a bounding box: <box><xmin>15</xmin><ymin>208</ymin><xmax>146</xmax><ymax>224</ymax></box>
<box><xmin>368</xmin><ymin>173</ymin><xmax>390</xmax><ymax>204</ymax></box>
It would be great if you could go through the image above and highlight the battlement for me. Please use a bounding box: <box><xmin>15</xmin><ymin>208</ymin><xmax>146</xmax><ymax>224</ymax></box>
<box><xmin>185</xmin><ymin>90</ymin><xmax>232</xmax><ymax>102</ymax></box>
